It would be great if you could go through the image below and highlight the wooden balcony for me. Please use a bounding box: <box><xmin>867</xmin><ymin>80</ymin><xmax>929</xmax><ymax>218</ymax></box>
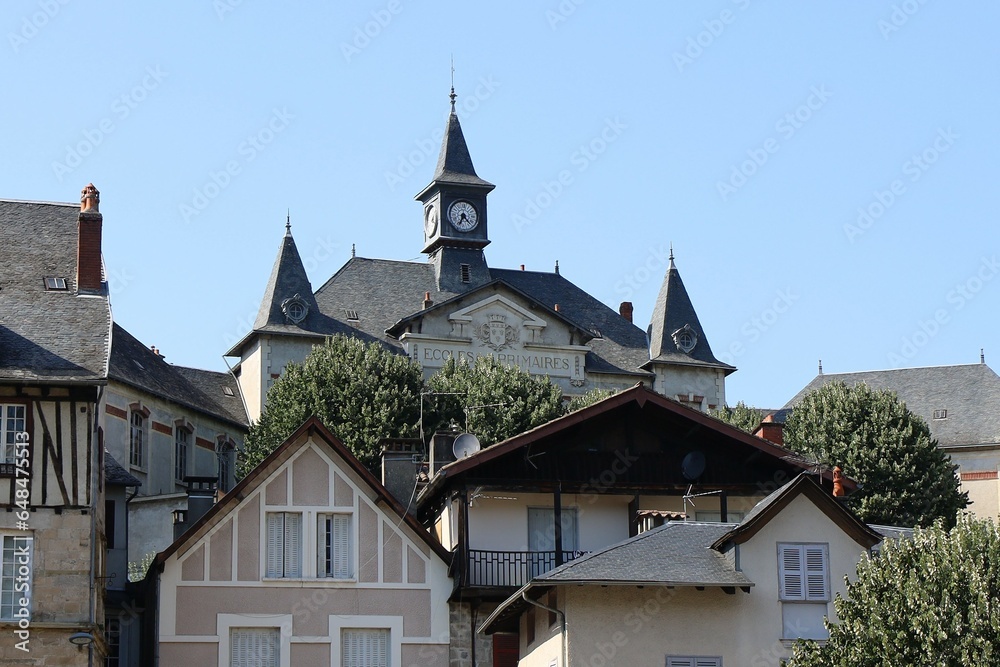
<box><xmin>465</xmin><ymin>549</ymin><xmax>585</xmax><ymax>588</ymax></box>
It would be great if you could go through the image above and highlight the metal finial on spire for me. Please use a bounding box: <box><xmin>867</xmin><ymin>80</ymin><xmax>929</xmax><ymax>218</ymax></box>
<box><xmin>285</xmin><ymin>209</ymin><xmax>291</xmax><ymax>236</ymax></box>
<box><xmin>351</xmin><ymin>243</ymin><xmax>356</xmax><ymax>258</ymax></box>
<box><xmin>554</xmin><ymin>260</ymin><xmax>560</xmax><ymax>275</ymax></box>
<box><xmin>981</xmin><ymin>348</ymin><xmax>986</xmax><ymax>364</ymax></box>
<box><xmin>669</xmin><ymin>243</ymin><xmax>674</xmax><ymax>261</ymax></box>
<box><xmin>818</xmin><ymin>359</ymin><xmax>824</xmax><ymax>374</ymax></box>
<box><xmin>450</xmin><ymin>56</ymin><xmax>457</xmax><ymax>113</ymax></box>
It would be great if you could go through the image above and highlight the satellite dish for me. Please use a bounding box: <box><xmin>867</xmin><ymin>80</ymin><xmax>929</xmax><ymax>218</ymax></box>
<box><xmin>681</xmin><ymin>451</ymin><xmax>706</xmax><ymax>481</ymax></box>
<box><xmin>453</xmin><ymin>433</ymin><xmax>482</xmax><ymax>460</ymax></box>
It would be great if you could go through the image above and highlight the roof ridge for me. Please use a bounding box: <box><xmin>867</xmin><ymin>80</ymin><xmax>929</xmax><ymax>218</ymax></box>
<box><xmin>0</xmin><ymin>198</ymin><xmax>76</xmax><ymax>207</ymax></box>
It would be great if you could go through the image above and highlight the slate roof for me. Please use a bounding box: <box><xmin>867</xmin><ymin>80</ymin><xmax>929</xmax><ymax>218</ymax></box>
<box><xmin>420</xmin><ymin>106</ymin><xmax>495</xmax><ymax>191</ymax></box>
<box><xmin>312</xmin><ymin>258</ymin><xmax>653</xmax><ymax>379</ymax></box>
<box><xmin>0</xmin><ymin>199</ymin><xmax>111</xmax><ymax>384</ymax></box>
<box><xmin>783</xmin><ymin>364</ymin><xmax>1000</xmax><ymax>448</ymax></box>
<box><xmin>109</xmin><ymin>323</ymin><xmax>248</xmax><ymax>428</ymax></box>
<box><xmin>645</xmin><ymin>256</ymin><xmax>733</xmax><ymax>373</ymax></box>
<box><xmin>538</xmin><ymin>521</ymin><xmax>751</xmax><ymax>587</ymax></box>
<box><xmin>105</xmin><ymin>450</ymin><xmax>142</xmax><ymax>487</ymax></box>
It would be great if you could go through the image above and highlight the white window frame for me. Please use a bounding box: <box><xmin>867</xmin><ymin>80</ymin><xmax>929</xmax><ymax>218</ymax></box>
<box><xmin>1</xmin><ymin>534</ymin><xmax>32</xmax><ymax>621</ymax></box>
<box><xmin>777</xmin><ymin>543</ymin><xmax>830</xmax><ymax>601</ymax></box>
<box><xmin>329</xmin><ymin>616</ymin><xmax>402</xmax><ymax>667</ymax></box>
<box><xmin>218</xmin><ymin>614</ymin><xmax>291</xmax><ymax>667</ymax></box>
<box><xmin>265</xmin><ymin>512</ymin><xmax>302</xmax><ymax>578</ymax></box>
<box><xmin>318</xmin><ymin>513</ymin><xmax>353</xmax><ymax>580</ymax></box>
<box><xmin>230</xmin><ymin>627</ymin><xmax>280</xmax><ymax>667</ymax></box>
<box><xmin>0</xmin><ymin>404</ymin><xmax>26</xmax><ymax>465</ymax></box>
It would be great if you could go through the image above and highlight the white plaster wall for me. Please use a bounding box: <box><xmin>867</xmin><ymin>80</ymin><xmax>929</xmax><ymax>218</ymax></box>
<box><xmin>235</xmin><ymin>338</ymin><xmax>263</xmax><ymax>423</ymax></box>
<box><xmin>656</xmin><ymin>365</ymin><xmax>726</xmax><ymax>411</ymax></box>
<box><xmin>129</xmin><ymin>493</ymin><xmax>186</xmax><ymax>562</ymax></box>
<box><xmin>467</xmin><ymin>493</ymin><xmax>630</xmax><ymax>553</ymax></box>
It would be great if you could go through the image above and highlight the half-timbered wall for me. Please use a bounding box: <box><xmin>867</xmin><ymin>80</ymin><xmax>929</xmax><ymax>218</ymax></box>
<box><xmin>158</xmin><ymin>436</ymin><xmax>450</xmax><ymax>666</ymax></box>
<box><xmin>0</xmin><ymin>385</ymin><xmax>105</xmax><ymax>666</ymax></box>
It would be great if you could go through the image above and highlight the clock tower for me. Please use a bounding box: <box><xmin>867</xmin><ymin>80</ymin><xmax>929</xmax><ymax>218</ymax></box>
<box><xmin>416</xmin><ymin>88</ymin><xmax>495</xmax><ymax>292</ymax></box>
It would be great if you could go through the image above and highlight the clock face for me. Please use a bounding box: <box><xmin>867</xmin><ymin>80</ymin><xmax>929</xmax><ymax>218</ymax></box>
<box><xmin>448</xmin><ymin>200</ymin><xmax>478</xmax><ymax>232</ymax></box>
<box><xmin>424</xmin><ymin>204</ymin><xmax>438</xmax><ymax>237</ymax></box>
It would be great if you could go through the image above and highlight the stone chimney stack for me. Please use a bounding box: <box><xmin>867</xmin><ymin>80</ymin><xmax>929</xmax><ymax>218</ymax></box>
<box><xmin>77</xmin><ymin>183</ymin><xmax>104</xmax><ymax>293</ymax></box>
<box><xmin>380</xmin><ymin>438</ymin><xmax>422</xmax><ymax>512</ymax></box>
<box><xmin>172</xmin><ymin>476</ymin><xmax>218</xmax><ymax>540</ymax></box>
<box><xmin>619</xmin><ymin>301</ymin><xmax>633</xmax><ymax>323</ymax></box>
<box><xmin>753</xmin><ymin>414</ymin><xmax>784</xmax><ymax>446</ymax></box>
<box><xmin>429</xmin><ymin>430</ymin><xmax>459</xmax><ymax>475</ymax></box>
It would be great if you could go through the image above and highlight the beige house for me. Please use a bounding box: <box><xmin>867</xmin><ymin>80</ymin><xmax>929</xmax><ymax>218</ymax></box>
<box><xmin>149</xmin><ymin>418</ymin><xmax>452</xmax><ymax>666</ymax></box>
<box><xmin>482</xmin><ymin>475</ymin><xmax>891</xmax><ymax>666</ymax></box>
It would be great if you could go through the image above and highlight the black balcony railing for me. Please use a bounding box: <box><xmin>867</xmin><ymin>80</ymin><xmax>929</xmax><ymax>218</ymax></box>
<box><xmin>466</xmin><ymin>549</ymin><xmax>585</xmax><ymax>587</ymax></box>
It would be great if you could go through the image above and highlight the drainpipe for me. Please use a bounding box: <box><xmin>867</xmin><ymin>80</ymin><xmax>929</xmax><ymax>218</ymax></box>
<box><xmin>89</xmin><ymin>385</ymin><xmax>105</xmax><ymax>667</ymax></box>
<box><xmin>521</xmin><ymin>589</ymin><xmax>567</xmax><ymax>667</ymax></box>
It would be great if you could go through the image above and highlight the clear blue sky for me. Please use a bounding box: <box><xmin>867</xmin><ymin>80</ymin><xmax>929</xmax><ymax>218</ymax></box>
<box><xmin>4</xmin><ymin>2</ymin><xmax>997</xmax><ymax>409</ymax></box>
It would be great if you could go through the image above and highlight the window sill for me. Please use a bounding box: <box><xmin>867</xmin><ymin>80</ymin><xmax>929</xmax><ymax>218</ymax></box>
<box><xmin>262</xmin><ymin>576</ymin><xmax>358</xmax><ymax>584</ymax></box>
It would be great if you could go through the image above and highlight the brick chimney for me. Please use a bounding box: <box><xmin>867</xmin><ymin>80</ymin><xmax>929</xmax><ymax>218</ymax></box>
<box><xmin>422</xmin><ymin>291</ymin><xmax>433</xmax><ymax>309</ymax></box>
<box><xmin>619</xmin><ymin>301</ymin><xmax>633</xmax><ymax>323</ymax></box>
<box><xmin>77</xmin><ymin>183</ymin><xmax>104</xmax><ymax>292</ymax></box>
<box><xmin>753</xmin><ymin>414</ymin><xmax>784</xmax><ymax>446</ymax></box>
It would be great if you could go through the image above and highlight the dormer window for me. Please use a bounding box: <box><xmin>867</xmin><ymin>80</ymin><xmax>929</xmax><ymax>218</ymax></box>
<box><xmin>281</xmin><ymin>294</ymin><xmax>309</xmax><ymax>324</ymax></box>
<box><xmin>672</xmin><ymin>324</ymin><xmax>698</xmax><ymax>353</ymax></box>
<box><xmin>43</xmin><ymin>277</ymin><xmax>68</xmax><ymax>291</ymax></box>
<box><xmin>933</xmin><ymin>409</ymin><xmax>947</xmax><ymax>420</ymax></box>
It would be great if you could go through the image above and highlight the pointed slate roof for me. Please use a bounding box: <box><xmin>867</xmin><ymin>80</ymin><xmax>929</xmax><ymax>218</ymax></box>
<box><xmin>645</xmin><ymin>255</ymin><xmax>733</xmax><ymax>373</ymax></box>
<box><xmin>426</xmin><ymin>100</ymin><xmax>495</xmax><ymax>190</ymax></box>
<box><xmin>253</xmin><ymin>224</ymin><xmax>321</xmax><ymax>331</ymax></box>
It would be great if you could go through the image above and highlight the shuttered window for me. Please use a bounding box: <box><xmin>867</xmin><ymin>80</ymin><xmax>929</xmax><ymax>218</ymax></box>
<box><xmin>231</xmin><ymin>627</ymin><xmax>279</xmax><ymax>667</ymax></box>
<box><xmin>318</xmin><ymin>513</ymin><xmax>352</xmax><ymax>578</ymax></box>
<box><xmin>778</xmin><ymin>543</ymin><xmax>829</xmax><ymax>601</ymax></box>
<box><xmin>342</xmin><ymin>628</ymin><xmax>389</xmax><ymax>667</ymax></box>
<box><xmin>666</xmin><ymin>657</ymin><xmax>722</xmax><ymax>667</ymax></box>
<box><xmin>129</xmin><ymin>411</ymin><xmax>144</xmax><ymax>468</ymax></box>
<box><xmin>266</xmin><ymin>512</ymin><xmax>301</xmax><ymax>578</ymax></box>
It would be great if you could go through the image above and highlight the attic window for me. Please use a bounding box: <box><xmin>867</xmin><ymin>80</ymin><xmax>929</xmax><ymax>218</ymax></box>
<box><xmin>672</xmin><ymin>324</ymin><xmax>698</xmax><ymax>353</ymax></box>
<box><xmin>44</xmin><ymin>277</ymin><xmax>68</xmax><ymax>291</ymax></box>
<box><xmin>933</xmin><ymin>409</ymin><xmax>947</xmax><ymax>420</ymax></box>
<box><xmin>345</xmin><ymin>309</ymin><xmax>359</xmax><ymax>321</ymax></box>
<box><xmin>222</xmin><ymin>386</ymin><xmax>235</xmax><ymax>397</ymax></box>
<box><xmin>460</xmin><ymin>264</ymin><xmax>471</xmax><ymax>283</ymax></box>
<box><xmin>280</xmin><ymin>294</ymin><xmax>309</xmax><ymax>324</ymax></box>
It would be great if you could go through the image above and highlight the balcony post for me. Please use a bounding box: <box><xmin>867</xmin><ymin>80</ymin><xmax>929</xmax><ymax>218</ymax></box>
<box><xmin>554</xmin><ymin>483</ymin><xmax>563</xmax><ymax>566</ymax></box>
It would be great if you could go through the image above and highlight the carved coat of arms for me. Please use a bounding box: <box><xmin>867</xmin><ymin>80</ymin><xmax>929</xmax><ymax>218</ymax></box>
<box><xmin>477</xmin><ymin>314</ymin><xmax>519</xmax><ymax>352</ymax></box>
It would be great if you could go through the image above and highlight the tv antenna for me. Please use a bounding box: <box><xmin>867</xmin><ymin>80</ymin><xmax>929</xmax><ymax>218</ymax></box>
<box><xmin>682</xmin><ymin>484</ymin><xmax>722</xmax><ymax>521</ymax></box>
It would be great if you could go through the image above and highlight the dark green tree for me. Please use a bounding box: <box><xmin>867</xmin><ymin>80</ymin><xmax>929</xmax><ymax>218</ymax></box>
<box><xmin>239</xmin><ymin>335</ymin><xmax>423</xmax><ymax>477</ymax></box>
<box><xmin>566</xmin><ymin>388</ymin><xmax>618</xmax><ymax>412</ymax></box>
<box><xmin>787</xmin><ymin>514</ymin><xmax>1000</xmax><ymax>666</ymax></box>
<box><xmin>784</xmin><ymin>381</ymin><xmax>967</xmax><ymax>528</ymax></box>
<box><xmin>425</xmin><ymin>357</ymin><xmax>564</xmax><ymax>446</ymax></box>
<box><xmin>711</xmin><ymin>401</ymin><xmax>766</xmax><ymax>433</ymax></box>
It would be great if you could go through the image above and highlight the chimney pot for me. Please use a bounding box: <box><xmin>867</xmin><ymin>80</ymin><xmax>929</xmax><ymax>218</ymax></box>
<box><xmin>80</xmin><ymin>183</ymin><xmax>100</xmax><ymax>213</ymax></box>
<box><xmin>619</xmin><ymin>301</ymin><xmax>634</xmax><ymax>323</ymax></box>
<box><xmin>832</xmin><ymin>466</ymin><xmax>845</xmax><ymax>498</ymax></box>
<box><xmin>554</xmin><ymin>303</ymin><xmax>560</xmax><ymax>312</ymax></box>
<box><xmin>520</xmin><ymin>264</ymin><xmax>525</xmax><ymax>271</ymax></box>
<box><xmin>423</xmin><ymin>291</ymin><xmax>433</xmax><ymax>309</ymax></box>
